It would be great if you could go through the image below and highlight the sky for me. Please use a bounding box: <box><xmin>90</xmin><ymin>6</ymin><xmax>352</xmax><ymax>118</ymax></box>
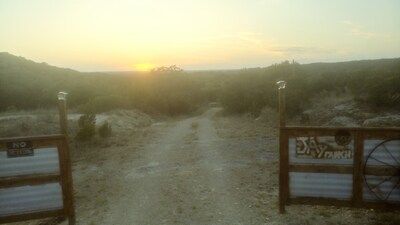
<box><xmin>1</xmin><ymin>0</ymin><xmax>399</xmax><ymax>72</ymax></box>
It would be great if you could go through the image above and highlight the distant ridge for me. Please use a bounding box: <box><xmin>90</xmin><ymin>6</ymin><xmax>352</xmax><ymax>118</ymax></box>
<box><xmin>1</xmin><ymin>52</ymin><xmax>399</xmax><ymax>113</ymax></box>
<box><xmin>1</xmin><ymin>52</ymin><xmax>399</xmax><ymax>73</ymax></box>
<box><xmin>0</xmin><ymin>52</ymin><xmax>80</xmax><ymax>73</ymax></box>
<box><xmin>301</xmin><ymin>58</ymin><xmax>400</xmax><ymax>75</ymax></box>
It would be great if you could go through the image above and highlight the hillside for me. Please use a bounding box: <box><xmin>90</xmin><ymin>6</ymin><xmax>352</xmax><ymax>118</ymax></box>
<box><xmin>0</xmin><ymin>52</ymin><xmax>96</xmax><ymax>110</ymax></box>
<box><xmin>1</xmin><ymin>52</ymin><xmax>399</xmax><ymax>117</ymax></box>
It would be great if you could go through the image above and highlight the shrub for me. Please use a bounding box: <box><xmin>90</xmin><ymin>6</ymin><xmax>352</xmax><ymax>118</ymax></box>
<box><xmin>98</xmin><ymin>120</ymin><xmax>112</xmax><ymax>138</ymax></box>
<box><xmin>219</xmin><ymin>61</ymin><xmax>309</xmax><ymax>116</ymax></box>
<box><xmin>76</xmin><ymin>113</ymin><xmax>96</xmax><ymax>141</ymax></box>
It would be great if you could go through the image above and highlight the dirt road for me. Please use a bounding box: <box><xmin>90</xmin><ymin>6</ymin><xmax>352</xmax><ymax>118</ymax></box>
<box><xmin>103</xmin><ymin>108</ymin><xmax>263</xmax><ymax>225</ymax></box>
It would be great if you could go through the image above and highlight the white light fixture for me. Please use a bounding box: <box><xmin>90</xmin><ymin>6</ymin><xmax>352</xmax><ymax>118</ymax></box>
<box><xmin>58</xmin><ymin>92</ymin><xmax>68</xmax><ymax>100</ymax></box>
<box><xmin>276</xmin><ymin>81</ymin><xmax>286</xmax><ymax>89</ymax></box>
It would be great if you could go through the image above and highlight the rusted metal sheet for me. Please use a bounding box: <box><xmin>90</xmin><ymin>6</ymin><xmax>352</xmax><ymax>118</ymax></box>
<box><xmin>289</xmin><ymin>138</ymin><xmax>353</xmax><ymax>165</ymax></box>
<box><xmin>0</xmin><ymin>148</ymin><xmax>60</xmax><ymax>178</ymax></box>
<box><xmin>0</xmin><ymin>183</ymin><xmax>63</xmax><ymax>217</ymax></box>
<box><xmin>289</xmin><ymin>172</ymin><xmax>353</xmax><ymax>199</ymax></box>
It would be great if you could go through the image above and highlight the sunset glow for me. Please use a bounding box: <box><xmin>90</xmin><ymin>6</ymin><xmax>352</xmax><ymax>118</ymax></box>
<box><xmin>135</xmin><ymin>64</ymin><xmax>156</xmax><ymax>72</ymax></box>
<box><xmin>0</xmin><ymin>0</ymin><xmax>399</xmax><ymax>71</ymax></box>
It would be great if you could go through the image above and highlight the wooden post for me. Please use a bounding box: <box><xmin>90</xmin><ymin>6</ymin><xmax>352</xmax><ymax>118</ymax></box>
<box><xmin>352</xmin><ymin>131</ymin><xmax>364</xmax><ymax>207</ymax></box>
<box><xmin>277</xmin><ymin>81</ymin><xmax>286</xmax><ymax>127</ymax></box>
<box><xmin>57</xmin><ymin>92</ymin><xmax>76</xmax><ymax>225</ymax></box>
<box><xmin>58</xmin><ymin>92</ymin><xmax>68</xmax><ymax>136</ymax></box>
<box><xmin>277</xmin><ymin>81</ymin><xmax>287</xmax><ymax>213</ymax></box>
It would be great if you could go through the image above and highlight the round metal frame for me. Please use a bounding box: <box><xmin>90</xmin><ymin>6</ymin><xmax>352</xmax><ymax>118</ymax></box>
<box><xmin>363</xmin><ymin>138</ymin><xmax>400</xmax><ymax>201</ymax></box>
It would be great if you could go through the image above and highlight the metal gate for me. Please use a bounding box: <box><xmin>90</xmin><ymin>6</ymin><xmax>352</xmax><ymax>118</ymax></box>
<box><xmin>0</xmin><ymin>92</ymin><xmax>75</xmax><ymax>224</ymax></box>
<box><xmin>277</xmin><ymin>81</ymin><xmax>400</xmax><ymax>213</ymax></box>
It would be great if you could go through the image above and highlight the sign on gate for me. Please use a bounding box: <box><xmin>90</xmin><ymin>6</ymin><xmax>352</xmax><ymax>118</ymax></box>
<box><xmin>0</xmin><ymin>92</ymin><xmax>75</xmax><ymax>224</ymax></box>
<box><xmin>295</xmin><ymin>136</ymin><xmax>354</xmax><ymax>159</ymax></box>
<box><xmin>6</xmin><ymin>141</ymin><xmax>34</xmax><ymax>157</ymax></box>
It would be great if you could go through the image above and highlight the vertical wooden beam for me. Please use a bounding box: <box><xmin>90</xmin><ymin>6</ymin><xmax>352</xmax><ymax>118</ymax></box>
<box><xmin>277</xmin><ymin>81</ymin><xmax>287</xmax><ymax>213</ymax></box>
<box><xmin>279</xmin><ymin>131</ymin><xmax>289</xmax><ymax>213</ymax></box>
<box><xmin>353</xmin><ymin>131</ymin><xmax>364</xmax><ymax>207</ymax></box>
<box><xmin>278</xmin><ymin>81</ymin><xmax>286</xmax><ymax>127</ymax></box>
<box><xmin>57</xmin><ymin>92</ymin><xmax>76</xmax><ymax>225</ymax></box>
<box><xmin>61</xmin><ymin>139</ymin><xmax>76</xmax><ymax>225</ymax></box>
<box><xmin>58</xmin><ymin>92</ymin><xmax>68</xmax><ymax>136</ymax></box>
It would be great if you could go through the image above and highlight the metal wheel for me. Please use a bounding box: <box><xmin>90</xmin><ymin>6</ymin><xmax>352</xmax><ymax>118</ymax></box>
<box><xmin>363</xmin><ymin>138</ymin><xmax>400</xmax><ymax>201</ymax></box>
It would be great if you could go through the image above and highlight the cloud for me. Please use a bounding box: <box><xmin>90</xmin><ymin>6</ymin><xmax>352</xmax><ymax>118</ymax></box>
<box><xmin>256</xmin><ymin>0</ymin><xmax>282</xmax><ymax>7</ymax></box>
<box><xmin>192</xmin><ymin>32</ymin><xmax>273</xmax><ymax>54</ymax></box>
<box><xmin>237</xmin><ymin>32</ymin><xmax>263</xmax><ymax>45</ymax></box>
<box><xmin>342</xmin><ymin>21</ymin><xmax>389</xmax><ymax>39</ymax></box>
<box><xmin>271</xmin><ymin>46</ymin><xmax>336</xmax><ymax>55</ymax></box>
<box><xmin>273</xmin><ymin>46</ymin><xmax>317</xmax><ymax>54</ymax></box>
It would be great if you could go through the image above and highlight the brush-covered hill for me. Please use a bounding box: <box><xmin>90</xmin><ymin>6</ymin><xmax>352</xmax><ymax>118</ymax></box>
<box><xmin>0</xmin><ymin>52</ymin><xmax>98</xmax><ymax>110</ymax></box>
<box><xmin>217</xmin><ymin>58</ymin><xmax>400</xmax><ymax>116</ymax></box>
<box><xmin>0</xmin><ymin>52</ymin><xmax>206</xmax><ymax>115</ymax></box>
<box><xmin>1</xmin><ymin>52</ymin><xmax>399</xmax><ymax>116</ymax></box>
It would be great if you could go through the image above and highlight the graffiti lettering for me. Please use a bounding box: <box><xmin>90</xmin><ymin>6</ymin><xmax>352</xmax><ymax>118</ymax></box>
<box><xmin>296</xmin><ymin>136</ymin><xmax>353</xmax><ymax>159</ymax></box>
<box><xmin>323</xmin><ymin>150</ymin><xmax>352</xmax><ymax>159</ymax></box>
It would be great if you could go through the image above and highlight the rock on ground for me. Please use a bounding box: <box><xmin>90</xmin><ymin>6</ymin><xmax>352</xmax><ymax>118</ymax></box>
<box><xmin>362</xmin><ymin>115</ymin><xmax>400</xmax><ymax>127</ymax></box>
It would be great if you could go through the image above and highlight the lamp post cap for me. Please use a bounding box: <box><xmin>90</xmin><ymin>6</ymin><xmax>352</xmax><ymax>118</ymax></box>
<box><xmin>58</xmin><ymin>92</ymin><xmax>68</xmax><ymax>100</ymax></box>
<box><xmin>277</xmin><ymin>81</ymin><xmax>286</xmax><ymax>89</ymax></box>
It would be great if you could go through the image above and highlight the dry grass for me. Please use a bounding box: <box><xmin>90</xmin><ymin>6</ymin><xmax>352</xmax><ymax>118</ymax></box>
<box><xmin>0</xmin><ymin>115</ymin><xmax>61</xmax><ymax>138</ymax></box>
<box><xmin>190</xmin><ymin>121</ymin><xmax>199</xmax><ymax>130</ymax></box>
<box><xmin>308</xmin><ymin>90</ymin><xmax>354</xmax><ymax>110</ymax></box>
<box><xmin>184</xmin><ymin>122</ymin><xmax>199</xmax><ymax>144</ymax></box>
<box><xmin>213</xmin><ymin>111</ymin><xmax>278</xmax><ymax>139</ymax></box>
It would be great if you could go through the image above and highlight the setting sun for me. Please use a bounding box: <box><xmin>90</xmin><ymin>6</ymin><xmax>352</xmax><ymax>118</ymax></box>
<box><xmin>1</xmin><ymin>0</ymin><xmax>399</xmax><ymax>71</ymax></box>
<box><xmin>135</xmin><ymin>63</ymin><xmax>156</xmax><ymax>72</ymax></box>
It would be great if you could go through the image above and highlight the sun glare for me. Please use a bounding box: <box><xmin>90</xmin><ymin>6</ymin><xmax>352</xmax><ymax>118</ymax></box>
<box><xmin>135</xmin><ymin>63</ymin><xmax>156</xmax><ymax>72</ymax></box>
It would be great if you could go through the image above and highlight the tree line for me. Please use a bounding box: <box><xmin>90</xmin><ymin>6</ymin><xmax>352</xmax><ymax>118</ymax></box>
<box><xmin>1</xmin><ymin>52</ymin><xmax>399</xmax><ymax>116</ymax></box>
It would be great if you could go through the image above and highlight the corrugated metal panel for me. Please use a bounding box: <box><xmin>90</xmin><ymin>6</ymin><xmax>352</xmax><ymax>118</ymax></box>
<box><xmin>289</xmin><ymin>172</ymin><xmax>353</xmax><ymax>199</ymax></box>
<box><xmin>0</xmin><ymin>147</ymin><xmax>59</xmax><ymax>178</ymax></box>
<box><xmin>363</xmin><ymin>175</ymin><xmax>400</xmax><ymax>203</ymax></box>
<box><xmin>0</xmin><ymin>183</ymin><xmax>63</xmax><ymax>216</ymax></box>
<box><xmin>363</xmin><ymin>139</ymin><xmax>400</xmax><ymax>166</ymax></box>
<box><xmin>289</xmin><ymin>138</ymin><xmax>353</xmax><ymax>165</ymax></box>
<box><xmin>363</xmin><ymin>139</ymin><xmax>400</xmax><ymax>203</ymax></box>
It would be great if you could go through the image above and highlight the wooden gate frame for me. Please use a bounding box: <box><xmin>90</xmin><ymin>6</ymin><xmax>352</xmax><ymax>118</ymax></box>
<box><xmin>0</xmin><ymin>92</ymin><xmax>75</xmax><ymax>224</ymax></box>
<box><xmin>279</xmin><ymin>126</ymin><xmax>400</xmax><ymax>213</ymax></box>
<box><xmin>276</xmin><ymin>81</ymin><xmax>400</xmax><ymax>213</ymax></box>
<box><xmin>0</xmin><ymin>135</ymin><xmax>75</xmax><ymax>224</ymax></box>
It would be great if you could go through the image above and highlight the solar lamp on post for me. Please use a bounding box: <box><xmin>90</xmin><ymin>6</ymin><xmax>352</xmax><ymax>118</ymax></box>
<box><xmin>58</xmin><ymin>92</ymin><xmax>68</xmax><ymax>136</ymax></box>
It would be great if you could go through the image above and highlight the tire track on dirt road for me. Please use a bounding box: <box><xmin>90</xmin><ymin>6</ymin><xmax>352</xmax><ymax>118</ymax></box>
<box><xmin>104</xmin><ymin>108</ymin><xmax>258</xmax><ymax>225</ymax></box>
